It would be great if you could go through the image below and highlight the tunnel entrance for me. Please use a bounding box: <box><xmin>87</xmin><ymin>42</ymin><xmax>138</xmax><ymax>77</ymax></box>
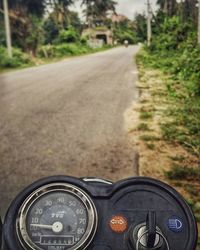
<box><xmin>96</xmin><ymin>34</ymin><xmax>107</xmax><ymax>44</ymax></box>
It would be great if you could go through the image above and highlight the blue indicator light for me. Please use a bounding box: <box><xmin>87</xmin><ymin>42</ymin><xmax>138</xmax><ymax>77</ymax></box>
<box><xmin>168</xmin><ymin>217</ymin><xmax>183</xmax><ymax>232</ymax></box>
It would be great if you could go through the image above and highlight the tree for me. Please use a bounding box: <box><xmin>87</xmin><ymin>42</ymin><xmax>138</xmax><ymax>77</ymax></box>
<box><xmin>183</xmin><ymin>0</ymin><xmax>198</xmax><ymax>22</ymax></box>
<box><xmin>67</xmin><ymin>11</ymin><xmax>82</xmax><ymax>33</ymax></box>
<box><xmin>0</xmin><ymin>0</ymin><xmax>78</xmax><ymax>53</ymax></box>
<box><xmin>96</xmin><ymin>0</ymin><xmax>116</xmax><ymax>18</ymax></box>
<box><xmin>82</xmin><ymin>0</ymin><xmax>116</xmax><ymax>27</ymax></box>
<box><xmin>156</xmin><ymin>0</ymin><xmax>198</xmax><ymax>22</ymax></box>
<box><xmin>0</xmin><ymin>0</ymin><xmax>46</xmax><ymax>17</ymax></box>
<box><xmin>0</xmin><ymin>14</ymin><xmax>5</xmax><ymax>45</ymax></box>
<box><xmin>43</xmin><ymin>10</ymin><xmax>82</xmax><ymax>44</ymax></box>
<box><xmin>156</xmin><ymin>0</ymin><xmax>177</xmax><ymax>16</ymax></box>
<box><xmin>45</xmin><ymin>0</ymin><xmax>74</xmax><ymax>29</ymax></box>
<box><xmin>43</xmin><ymin>15</ymin><xmax>60</xmax><ymax>44</ymax></box>
<box><xmin>157</xmin><ymin>0</ymin><xmax>166</xmax><ymax>11</ymax></box>
<box><xmin>114</xmin><ymin>18</ymin><xmax>137</xmax><ymax>44</ymax></box>
<box><xmin>134</xmin><ymin>13</ymin><xmax>147</xmax><ymax>42</ymax></box>
<box><xmin>0</xmin><ymin>0</ymin><xmax>46</xmax><ymax>54</ymax></box>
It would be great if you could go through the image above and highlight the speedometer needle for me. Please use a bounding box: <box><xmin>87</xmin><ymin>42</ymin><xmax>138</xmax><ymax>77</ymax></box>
<box><xmin>31</xmin><ymin>222</ymin><xmax>64</xmax><ymax>233</ymax></box>
<box><xmin>31</xmin><ymin>224</ymin><xmax>53</xmax><ymax>229</ymax></box>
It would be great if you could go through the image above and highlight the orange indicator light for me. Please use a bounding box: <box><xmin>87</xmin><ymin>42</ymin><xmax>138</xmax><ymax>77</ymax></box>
<box><xmin>109</xmin><ymin>215</ymin><xmax>128</xmax><ymax>233</ymax></box>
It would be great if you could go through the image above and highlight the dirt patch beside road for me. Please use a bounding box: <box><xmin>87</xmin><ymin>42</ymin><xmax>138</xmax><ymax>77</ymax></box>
<box><xmin>125</xmin><ymin>68</ymin><xmax>199</xmax><ymax>181</ymax></box>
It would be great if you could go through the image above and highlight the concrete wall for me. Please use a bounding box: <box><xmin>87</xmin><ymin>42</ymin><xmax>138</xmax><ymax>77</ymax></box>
<box><xmin>82</xmin><ymin>28</ymin><xmax>113</xmax><ymax>46</ymax></box>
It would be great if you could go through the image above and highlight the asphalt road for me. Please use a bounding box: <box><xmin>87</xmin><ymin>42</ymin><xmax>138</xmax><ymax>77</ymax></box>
<box><xmin>0</xmin><ymin>46</ymin><xmax>139</xmax><ymax>215</ymax></box>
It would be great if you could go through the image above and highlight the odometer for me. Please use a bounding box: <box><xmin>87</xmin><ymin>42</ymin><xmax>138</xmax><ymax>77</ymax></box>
<box><xmin>16</xmin><ymin>183</ymin><xmax>97</xmax><ymax>250</ymax></box>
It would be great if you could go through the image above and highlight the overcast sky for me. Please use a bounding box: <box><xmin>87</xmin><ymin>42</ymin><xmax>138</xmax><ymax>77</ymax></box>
<box><xmin>116</xmin><ymin>0</ymin><xmax>158</xmax><ymax>19</ymax></box>
<box><xmin>70</xmin><ymin>0</ymin><xmax>159</xmax><ymax>20</ymax></box>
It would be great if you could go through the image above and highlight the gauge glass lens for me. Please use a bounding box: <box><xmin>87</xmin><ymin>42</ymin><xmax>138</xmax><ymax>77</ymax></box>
<box><xmin>27</xmin><ymin>192</ymin><xmax>88</xmax><ymax>249</ymax></box>
<box><xmin>17</xmin><ymin>184</ymin><xmax>97</xmax><ymax>250</ymax></box>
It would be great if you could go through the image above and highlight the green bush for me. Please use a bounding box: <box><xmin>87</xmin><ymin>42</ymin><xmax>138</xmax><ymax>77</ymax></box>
<box><xmin>150</xmin><ymin>16</ymin><xmax>194</xmax><ymax>51</ymax></box>
<box><xmin>114</xmin><ymin>29</ymin><xmax>137</xmax><ymax>44</ymax></box>
<box><xmin>0</xmin><ymin>47</ymin><xmax>32</xmax><ymax>68</ymax></box>
<box><xmin>54</xmin><ymin>44</ymin><xmax>77</xmax><ymax>56</ymax></box>
<box><xmin>114</xmin><ymin>20</ymin><xmax>137</xmax><ymax>44</ymax></box>
<box><xmin>58</xmin><ymin>27</ymin><xmax>79</xmax><ymax>44</ymax></box>
<box><xmin>146</xmin><ymin>17</ymin><xmax>200</xmax><ymax>96</ymax></box>
<box><xmin>37</xmin><ymin>45</ymin><xmax>54</xmax><ymax>58</ymax></box>
<box><xmin>38</xmin><ymin>43</ymin><xmax>93</xmax><ymax>58</ymax></box>
<box><xmin>173</xmin><ymin>46</ymin><xmax>200</xmax><ymax>95</ymax></box>
<box><xmin>80</xmin><ymin>37</ymin><xmax>87</xmax><ymax>45</ymax></box>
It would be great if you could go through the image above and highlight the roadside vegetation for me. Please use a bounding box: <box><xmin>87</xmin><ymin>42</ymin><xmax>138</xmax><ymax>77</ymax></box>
<box><xmin>0</xmin><ymin>42</ymin><xmax>111</xmax><ymax>72</ymax></box>
<box><xmin>131</xmin><ymin>0</ymin><xmax>200</xmax><ymax>247</ymax></box>
<box><xmin>0</xmin><ymin>1</ymin><xmax>117</xmax><ymax>71</ymax></box>
<box><xmin>0</xmin><ymin>0</ymin><xmax>141</xmax><ymax>71</ymax></box>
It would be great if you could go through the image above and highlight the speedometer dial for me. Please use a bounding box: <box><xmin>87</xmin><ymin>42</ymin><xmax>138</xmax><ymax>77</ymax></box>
<box><xmin>16</xmin><ymin>183</ymin><xmax>97</xmax><ymax>250</ymax></box>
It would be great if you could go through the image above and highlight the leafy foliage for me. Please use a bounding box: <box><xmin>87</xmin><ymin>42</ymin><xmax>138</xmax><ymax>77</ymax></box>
<box><xmin>38</xmin><ymin>43</ymin><xmax>110</xmax><ymax>58</ymax></box>
<box><xmin>0</xmin><ymin>14</ymin><xmax>5</xmax><ymax>45</ymax></box>
<box><xmin>58</xmin><ymin>27</ymin><xmax>80</xmax><ymax>44</ymax></box>
<box><xmin>42</xmin><ymin>10</ymin><xmax>82</xmax><ymax>45</ymax></box>
<box><xmin>156</xmin><ymin>0</ymin><xmax>198</xmax><ymax>21</ymax></box>
<box><xmin>4</xmin><ymin>0</ymin><xmax>46</xmax><ymax>17</ymax></box>
<box><xmin>43</xmin><ymin>16</ymin><xmax>59</xmax><ymax>45</ymax></box>
<box><xmin>0</xmin><ymin>0</ymin><xmax>77</xmax><ymax>53</ymax></box>
<box><xmin>138</xmin><ymin>13</ymin><xmax>200</xmax><ymax>156</ymax></box>
<box><xmin>113</xmin><ymin>19</ymin><xmax>137</xmax><ymax>44</ymax></box>
<box><xmin>0</xmin><ymin>0</ymin><xmax>118</xmax><ymax>70</ymax></box>
<box><xmin>52</xmin><ymin>44</ymin><xmax>88</xmax><ymax>57</ymax></box>
<box><xmin>0</xmin><ymin>46</ymin><xmax>32</xmax><ymax>68</ymax></box>
<box><xmin>134</xmin><ymin>13</ymin><xmax>147</xmax><ymax>42</ymax></box>
<box><xmin>82</xmin><ymin>0</ymin><xmax>117</xmax><ymax>25</ymax></box>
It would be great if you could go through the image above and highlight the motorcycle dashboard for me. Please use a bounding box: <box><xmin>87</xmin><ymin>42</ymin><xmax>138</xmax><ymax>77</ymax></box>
<box><xmin>2</xmin><ymin>176</ymin><xmax>198</xmax><ymax>250</ymax></box>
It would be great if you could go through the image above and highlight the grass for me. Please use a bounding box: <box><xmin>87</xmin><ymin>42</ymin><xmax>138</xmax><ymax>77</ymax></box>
<box><xmin>140</xmin><ymin>111</ymin><xmax>153</xmax><ymax>120</ymax></box>
<box><xmin>146</xmin><ymin>143</ymin><xmax>156</xmax><ymax>150</ymax></box>
<box><xmin>137</xmin><ymin>123</ymin><xmax>150</xmax><ymax>131</ymax></box>
<box><xmin>185</xmin><ymin>184</ymin><xmax>198</xmax><ymax>196</ymax></box>
<box><xmin>137</xmin><ymin>48</ymin><xmax>200</xmax><ymax>158</ymax></box>
<box><xmin>187</xmin><ymin>199</ymin><xmax>200</xmax><ymax>223</ymax></box>
<box><xmin>139</xmin><ymin>134</ymin><xmax>160</xmax><ymax>142</ymax></box>
<box><xmin>137</xmin><ymin>47</ymin><xmax>200</xmax><ymax>246</ymax></box>
<box><xmin>140</xmin><ymin>99</ymin><xmax>149</xmax><ymax>104</ymax></box>
<box><xmin>165</xmin><ymin>164</ymin><xmax>200</xmax><ymax>181</ymax></box>
<box><xmin>169</xmin><ymin>155</ymin><xmax>185</xmax><ymax>162</ymax></box>
<box><xmin>0</xmin><ymin>44</ymin><xmax>113</xmax><ymax>73</ymax></box>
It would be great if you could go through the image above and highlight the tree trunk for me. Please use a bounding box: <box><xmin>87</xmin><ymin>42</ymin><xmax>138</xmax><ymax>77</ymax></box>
<box><xmin>183</xmin><ymin>0</ymin><xmax>198</xmax><ymax>22</ymax></box>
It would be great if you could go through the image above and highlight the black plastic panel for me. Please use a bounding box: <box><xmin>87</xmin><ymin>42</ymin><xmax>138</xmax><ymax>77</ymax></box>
<box><xmin>2</xmin><ymin>176</ymin><xmax>198</xmax><ymax>250</ymax></box>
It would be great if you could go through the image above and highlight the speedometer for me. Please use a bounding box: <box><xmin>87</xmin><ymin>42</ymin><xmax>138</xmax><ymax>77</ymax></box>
<box><xmin>16</xmin><ymin>183</ymin><xmax>98</xmax><ymax>250</ymax></box>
